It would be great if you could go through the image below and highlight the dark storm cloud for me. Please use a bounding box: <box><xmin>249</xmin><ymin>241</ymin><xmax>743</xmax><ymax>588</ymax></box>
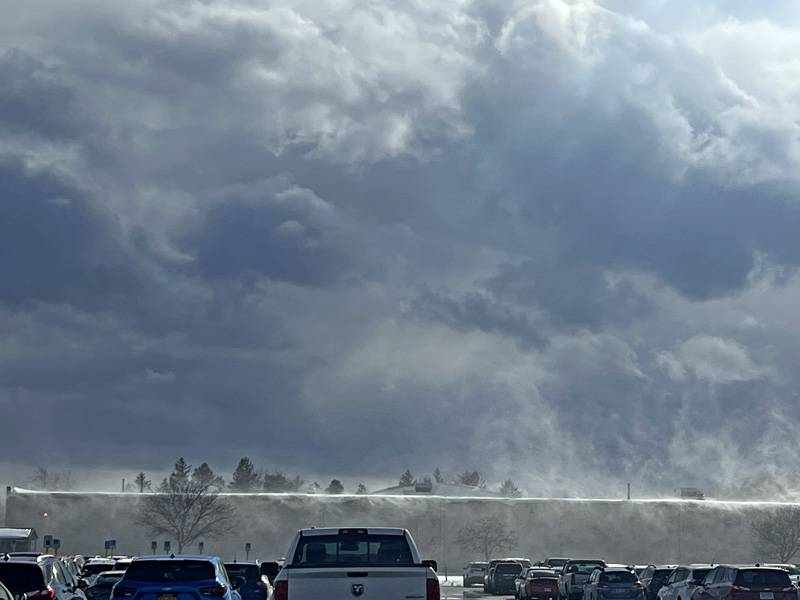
<box><xmin>4</xmin><ymin>0</ymin><xmax>800</xmax><ymax>497</ymax></box>
<box><xmin>192</xmin><ymin>186</ymin><xmax>349</xmax><ymax>287</ymax></box>
<box><xmin>409</xmin><ymin>288</ymin><xmax>547</xmax><ymax>349</ymax></box>
<box><xmin>0</xmin><ymin>49</ymin><xmax>82</xmax><ymax>140</ymax></box>
<box><xmin>0</xmin><ymin>159</ymin><xmax>143</xmax><ymax>307</ymax></box>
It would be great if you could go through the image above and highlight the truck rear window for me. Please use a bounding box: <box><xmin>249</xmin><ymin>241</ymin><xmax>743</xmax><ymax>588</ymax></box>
<box><xmin>124</xmin><ymin>561</ymin><xmax>215</xmax><ymax>582</ymax></box>
<box><xmin>292</xmin><ymin>534</ymin><xmax>414</xmax><ymax>566</ymax></box>
<box><xmin>0</xmin><ymin>563</ymin><xmax>47</xmax><ymax>594</ymax></box>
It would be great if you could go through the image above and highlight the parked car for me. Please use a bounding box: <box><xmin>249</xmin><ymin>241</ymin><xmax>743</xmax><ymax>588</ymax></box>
<box><xmin>519</xmin><ymin>568</ymin><xmax>559</xmax><ymax>600</ymax></box>
<box><xmin>763</xmin><ymin>566</ymin><xmax>800</xmax><ymax>587</ymax></box>
<box><xmin>547</xmin><ymin>559</ymin><xmax>570</xmax><ymax>572</ymax></box>
<box><xmin>691</xmin><ymin>566</ymin><xmax>796</xmax><ymax>600</ymax></box>
<box><xmin>487</xmin><ymin>561</ymin><xmax>524</xmax><ymax>596</ymax></box>
<box><xmin>0</xmin><ymin>580</ymin><xmax>12</xmax><ymax>600</ymax></box>
<box><xmin>82</xmin><ymin>561</ymin><xmax>116</xmax><ymax>586</ymax></box>
<box><xmin>224</xmin><ymin>562</ymin><xmax>272</xmax><ymax>600</ymax></box>
<box><xmin>269</xmin><ymin>527</ymin><xmax>439</xmax><ymax>600</ymax></box>
<box><xmin>110</xmin><ymin>556</ymin><xmax>245</xmax><ymax>600</ymax></box>
<box><xmin>463</xmin><ymin>562</ymin><xmax>489</xmax><ymax>587</ymax></box>
<box><xmin>87</xmin><ymin>571</ymin><xmax>125</xmax><ymax>600</ymax></box>
<box><xmin>560</xmin><ymin>560</ymin><xmax>607</xmax><ymax>600</ymax></box>
<box><xmin>640</xmin><ymin>566</ymin><xmax>678</xmax><ymax>600</ymax></box>
<box><xmin>658</xmin><ymin>565</ymin><xmax>714</xmax><ymax>600</ymax></box>
<box><xmin>0</xmin><ymin>556</ymin><xmax>86</xmax><ymax>600</ymax></box>
<box><xmin>485</xmin><ymin>559</ymin><xmax>533</xmax><ymax>593</ymax></box>
<box><xmin>583</xmin><ymin>567</ymin><xmax>645</xmax><ymax>600</ymax></box>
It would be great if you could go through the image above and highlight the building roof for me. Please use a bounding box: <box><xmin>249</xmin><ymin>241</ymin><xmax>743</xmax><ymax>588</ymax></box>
<box><xmin>0</xmin><ymin>528</ymin><xmax>36</xmax><ymax>540</ymax></box>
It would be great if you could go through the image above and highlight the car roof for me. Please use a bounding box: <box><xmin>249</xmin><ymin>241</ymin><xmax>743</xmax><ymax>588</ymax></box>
<box><xmin>86</xmin><ymin>559</ymin><xmax>116</xmax><ymax>563</ymax></box>
<box><xmin>298</xmin><ymin>527</ymin><xmax>405</xmax><ymax>536</ymax></box>
<box><xmin>224</xmin><ymin>561</ymin><xmax>260</xmax><ymax>566</ymax></box>
<box><xmin>97</xmin><ymin>571</ymin><xmax>126</xmax><ymax>577</ymax></box>
<box><xmin>604</xmin><ymin>568</ymin><xmax>634</xmax><ymax>572</ymax></box>
<box><xmin>132</xmin><ymin>555</ymin><xmax>220</xmax><ymax>562</ymax></box>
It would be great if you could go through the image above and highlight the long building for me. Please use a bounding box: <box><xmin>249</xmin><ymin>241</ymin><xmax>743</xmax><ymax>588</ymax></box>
<box><xmin>3</xmin><ymin>486</ymin><xmax>788</xmax><ymax>569</ymax></box>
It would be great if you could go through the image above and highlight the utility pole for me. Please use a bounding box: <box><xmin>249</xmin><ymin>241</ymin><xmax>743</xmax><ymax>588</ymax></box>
<box><xmin>627</xmin><ymin>483</ymin><xmax>631</xmax><ymax>500</ymax></box>
<box><xmin>122</xmin><ymin>479</ymin><xmax>126</xmax><ymax>492</ymax></box>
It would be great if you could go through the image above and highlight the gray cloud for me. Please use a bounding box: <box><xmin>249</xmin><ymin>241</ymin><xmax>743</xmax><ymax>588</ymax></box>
<box><xmin>4</xmin><ymin>0</ymin><xmax>800</xmax><ymax>498</ymax></box>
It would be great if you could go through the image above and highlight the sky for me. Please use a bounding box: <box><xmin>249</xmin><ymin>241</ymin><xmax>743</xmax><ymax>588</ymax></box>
<box><xmin>3</xmin><ymin>0</ymin><xmax>800</xmax><ymax>498</ymax></box>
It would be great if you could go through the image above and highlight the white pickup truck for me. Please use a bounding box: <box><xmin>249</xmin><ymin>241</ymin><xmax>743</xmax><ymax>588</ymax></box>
<box><xmin>270</xmin><ymin>527</ymin><xmax>440</xmax><ymax>600</ymax></box>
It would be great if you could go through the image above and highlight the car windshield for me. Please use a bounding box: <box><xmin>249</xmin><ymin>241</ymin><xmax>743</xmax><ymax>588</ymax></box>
<box><xmin>292</xmin><ymin>534</ymin><xmax>414</xmax><ymax>566</ymax></box>
<box><xmin>124</xmin><ymin>561</ymin><xmax>216</xmax><ymax>582</ymax></box>
<box><xmin>223</xmin><ymin>565</ymin><xmax>260</xmax><ymax>582</ymax></box>
<box><xmin>0</xmin><ymin>564</ymin><xmax>46</xmax><ymax>594</ymax></box>
<box><xmin>734</xmin><ymin>570</ymin><xmax>791</xmax><ymax>588</ymax></box>
<box><xmin>602</xmin><ymin>572</ymin><xmax>638</xmax><ymax>584</ymax></box>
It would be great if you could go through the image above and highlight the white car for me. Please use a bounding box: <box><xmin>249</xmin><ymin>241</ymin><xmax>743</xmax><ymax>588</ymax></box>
<box><xmin>658</xmin><ymin>565</ymin><xmax>714</xmax><ymax>600</ymax></box>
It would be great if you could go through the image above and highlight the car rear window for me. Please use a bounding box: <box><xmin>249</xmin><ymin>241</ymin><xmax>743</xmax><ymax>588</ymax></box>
<box><xmin>496</xmin><ymin>563</ymin><xmax>523</xmax><ymax>575</ymax></box>
<box><xmin>602</xmin><ymin>572</ymin><xmax>638</xmax><ymax>584</ymax></box>
<box><xmin>572</xmin><ymin>563</ymin><xmax>605</xmax><ymax>574</ymax></box>
<box><xmin>691</xmin><ymin>569</ymin><xmax>711</xmax><ymax>582</ymax></box>
<box><xmin>292</xmin><ymin>534</ymin><xmax>414</xmax><ymax>566</ymax></box>
<box><xmin>0</xmin><ymin>563</ymin><xmax>47</xmax><ymax>594</ymax></box>
<box><xmin>124</xmin><ymin>561</ymin><xmax>216</xmax><ymax>582</ymax></box>
<box><xmin>735</xmin><ymin>570</ymin><xmax>791</xmax><ymax>588</ymax></box>
<box><xmin>653</xmin><ymin>570</ymin><xmax>673</xmax><ymax>578</ymax></box>
<box><xmin>224</xmin><ymin>565</ymin><xmax>260</xmax><ymax>582</ymax></box>
<box><xmin>84</xmin><ymin>564</ymin><xmax>115</xmax><ymax>576</ymax></box>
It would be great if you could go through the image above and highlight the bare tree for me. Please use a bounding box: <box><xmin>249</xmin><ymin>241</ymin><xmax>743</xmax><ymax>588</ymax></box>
<box><xmin>134</xmin><ymin>472</ymin><xmax>152</xmax><ymax>493</ymax></box>
<box><xmin>456</xmin><ymin>515</ymin><xmax>517</xmax><ymax>561</ymax></box>
<box><xmin>137</xmin><ymin>458</ymin><xmax>236</xmax><ymax>552</ymax></box>
<box><xmin>31</xmin><ymin>467</ymin><xmax>75</xmax><ymax>490</ymax></box>
<box><xmin>752</xmin><ymin>507</ymin><xmax>800</xmax><ymax>562</ymax></box>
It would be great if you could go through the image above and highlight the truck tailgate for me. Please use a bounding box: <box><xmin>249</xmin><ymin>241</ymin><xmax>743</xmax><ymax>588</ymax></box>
<box><xmin>284</xmin><ymin>566</ymin><xmax>428</xmax><ymax>600</ymax></box>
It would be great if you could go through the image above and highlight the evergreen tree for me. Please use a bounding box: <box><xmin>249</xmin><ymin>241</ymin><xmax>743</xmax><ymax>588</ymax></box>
<box><xmin>399</xmin><ymin>469</ymin><xmax>415</xmax><ymax>487</ymax></box>
<box><xmin>458</xmin><ymin>470</ymin><xmax>483</xmax><ymax>487</ymax></box>
<box><xmin>193</xmin><ymin>463</ymin><xmax>225</xmax><ymax>490</ymax></box>
<box><xmin>326</xmin><ymin>479</ymin><xmax>345</xmax><ymax>494</ymax></box>
<box><xmin>433</xmin><ymin>468</ymin><xmax>444</xmax><ymax>484</ymax></box>
<box><xmin>263</xmin><ymin>471</ymin><xmax>292</xmax><ymax>492</ymax></box>
<box><xmin>499</xmin><ymin>479</ymin><xmax>522</xmax><ymax>498</ymax></box>
<box><xmin>229</xmin><ymin>457</ymin><xmax>261</xmax><ymax>492</ymax></box>
<box><xmin>169</xmin><ymin>458</ymin><xmax>191</xmax><ymax>488</ymax></box>
<box><xmin>356</xmin><ymin>483</ymin><xmax>368</xmax><ymax>494</ymax></box>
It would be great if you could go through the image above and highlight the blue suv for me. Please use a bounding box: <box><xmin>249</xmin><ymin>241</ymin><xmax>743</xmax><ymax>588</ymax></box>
<box><xmin>111</xmin><ymin>556</ymin><xmax>244</xmax><ymax>600</ymax></box>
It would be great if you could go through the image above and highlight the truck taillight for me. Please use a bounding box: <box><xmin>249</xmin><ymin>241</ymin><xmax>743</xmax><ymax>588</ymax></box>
<box><xmin>48</xmin><ymin>588</ymin><xmax>57</xmax><ymax>600</ymax></box>
<box><xmin>426</xmin><ymin>578</ymin><xmax>440</xmax><ymax>600</ymax></box>
<box><xmin>274</xmin><ymin>580</ymin><xmax>288</xmax><ymax>600</ymax></box>
<box><xmin>199</xmin><ymin>584</ymin><xmax>228</xmax><ymax>597</ymax></box>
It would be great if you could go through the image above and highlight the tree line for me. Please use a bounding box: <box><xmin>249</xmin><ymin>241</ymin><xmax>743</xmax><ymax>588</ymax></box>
<box><xmin>126</xmin><ymin>457</ymin><xmax>367</xmax><ymax>495</ymax></box>
<box><xmin>398</xmin><ymin>467</ymin><xmax>523</xmax><ymax>498</ymax></box>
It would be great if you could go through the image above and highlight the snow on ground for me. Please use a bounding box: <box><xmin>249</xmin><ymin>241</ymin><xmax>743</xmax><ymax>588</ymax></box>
<box><xmin>438</xmin><ymin>575</ymin><xmax>464</xmax><ymax>587</ymax></box>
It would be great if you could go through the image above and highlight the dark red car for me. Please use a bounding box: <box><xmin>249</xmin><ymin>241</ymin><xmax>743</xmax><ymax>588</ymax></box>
<box><xmin>520</xmin><ymin>568</ymin><xmax>560</xmax><ymax>600</ymax></box>
<box><xmin>692</xmin><ymin>566</ymin><xmax>797</xmax><ymax>600</ymax></box>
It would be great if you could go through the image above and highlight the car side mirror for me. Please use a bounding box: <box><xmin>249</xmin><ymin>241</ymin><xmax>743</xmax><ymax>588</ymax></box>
<box><xmin>422</xmin><ymin>560</ymin><xmax>438</xmax><ymax>572</ymax></box>
<box><xmin>260</xmin><ymin>562</ymin><xmax>280</xmax><ymax>584</ymax></box>
<box><xmin>232</xmin><ymin>577</ymin><xmax>246</xmax><ymax>591</ymax></box>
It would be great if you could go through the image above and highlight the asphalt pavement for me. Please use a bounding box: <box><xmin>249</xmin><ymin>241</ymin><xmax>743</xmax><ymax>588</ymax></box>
<box><xmin>440</xmin><ymin>583</ymin><xmax>516</xmax><ymax>600</ymax></box>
